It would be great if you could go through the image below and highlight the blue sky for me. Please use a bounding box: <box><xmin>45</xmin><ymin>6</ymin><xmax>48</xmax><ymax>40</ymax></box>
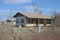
<box><xmin>0</xmin><ymin>0</ymin><xmax>60</xmax><ymax>21</ymax></box>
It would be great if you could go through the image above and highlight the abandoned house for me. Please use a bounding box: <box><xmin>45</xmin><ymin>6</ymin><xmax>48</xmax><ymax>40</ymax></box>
<box><xmin>13</xmin><ymin>12</ymin><xmax>52</xmax><ymax>27</ymax></box>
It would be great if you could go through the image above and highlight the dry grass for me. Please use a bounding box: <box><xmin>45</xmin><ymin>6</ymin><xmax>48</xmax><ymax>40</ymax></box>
<box><xmin>0</xmin><ymin>23</ymin><xmax>60</xmax><ymax>40</ymax></box>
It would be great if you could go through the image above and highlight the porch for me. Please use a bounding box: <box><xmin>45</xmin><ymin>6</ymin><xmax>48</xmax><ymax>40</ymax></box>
<box><xmin>26</xmin><ymin>18</ymin><xmax>51</xmax><ymax>27</ymax></box>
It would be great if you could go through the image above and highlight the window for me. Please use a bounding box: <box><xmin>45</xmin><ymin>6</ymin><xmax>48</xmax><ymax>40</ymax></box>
<box><xmin>31</xmin><ymin>19</ymin><xmax>33</xmax><ymax>24</ymax></box>
<box><xmin>46</xmin><ymin>19</ymin><xmax>51</xmax><ymax>24</ymax></box>
<box><xmin>28</xmin><ymin>19</ymin><xmax>30</xmax><ymax>23</ymax></box>
<box><xmin>28</xmin><ymin>19</ymin><xmax>33</xmax><ymax>24</ymax></box>
<box><xmin>39</xmin><ymin>19</ymin><xmax>44</xmax><ymax>24</ymax></box>
<box><xmin>46</xmin><ymin>21</ymin><xmax>51</xmax><ymax>24</ymax></box>
<box><xmin>21</xmin><ymin>19</ymin><xmax>24</xmax><ymax>23</ymax></box>
<box><xmin>16</xmin><ymin>19</ymin><xmax>19</xmax><ymax>24</ymax></box>
<box><xmin>47</xmin><ymin>21</ymin><xmax>51</xmax><ymax>24</ymax></box>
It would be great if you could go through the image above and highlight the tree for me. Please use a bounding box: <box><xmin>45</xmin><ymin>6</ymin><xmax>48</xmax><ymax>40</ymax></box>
<box><xmin>51</xmin><ymin>11</ymin><xmax>60</xmax><ymax>33</ymax></box>
<box><xmin>8</xmin><ymin>10</ymin><xmax>13</xmax><ymax>22</ymax></box>
<box><xmin>51</xmin><ymin>11</ymin><xmax>56</xmax><ymax>33</ymax></box>
<box><xmin>53</xmin><ymin>11</ymin><xmax>60</xmax><ymax>27</ymax></box>
<box><xmin>32</xmin><ymin>0</ymin><xmax>42</xmax><ymax>14</ymax></box>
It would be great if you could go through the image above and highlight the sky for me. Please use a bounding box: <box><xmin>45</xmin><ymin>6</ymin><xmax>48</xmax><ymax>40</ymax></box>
<box><xmin>0</xmin><ymin>0</ymin><xmax>60</xmax><ymax>21</ymax></box>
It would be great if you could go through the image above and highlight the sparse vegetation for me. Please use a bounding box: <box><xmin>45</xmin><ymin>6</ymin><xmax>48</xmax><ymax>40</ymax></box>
<box><xmin>0</xmin><ymin>23</ymin><xmax>60</xmax><ymax>40</ymax></box>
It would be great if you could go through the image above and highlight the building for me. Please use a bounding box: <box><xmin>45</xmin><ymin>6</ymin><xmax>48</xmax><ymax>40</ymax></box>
<box><xmin>13</xmin><ymin>12</ymin><xmax>52</xmax><ymax>27</ymax></box>
<box><xmin>6</xmin><ymin>19</ymin><xmax>16</xmax><ymax>25</ymax></box>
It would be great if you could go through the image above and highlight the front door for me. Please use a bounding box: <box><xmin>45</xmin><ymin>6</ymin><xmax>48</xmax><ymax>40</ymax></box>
<box><xmin>36</xmin><ymin>19</ymin><xmax>38</xmax><ymax>26</ymax></box>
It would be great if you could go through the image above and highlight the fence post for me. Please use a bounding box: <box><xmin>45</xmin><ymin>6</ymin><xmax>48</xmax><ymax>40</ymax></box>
<box><xmin>39</xmin><ymin>26</ymin><xmax>41</xmax><ymax>33</ymax></box>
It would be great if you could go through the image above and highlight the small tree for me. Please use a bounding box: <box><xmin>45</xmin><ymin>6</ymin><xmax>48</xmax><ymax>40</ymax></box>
<box><xmin>32</xmin><ymin>0</ymin><xmax>42</xmax><ymax>14</ymax></box>
<box><xmin>51</xmin><ymin>11</ymin><xmax>56</xmax><ymax>33</ymax></box>
<box><xmin>52</xmin><ymin>11</ymin><xmax>60</xmax><ymax>33</ymax></box>
<box><xmin>8</xmin><ymin>10</ymin><xmax>13</xmax><ymax>22</ymax></box>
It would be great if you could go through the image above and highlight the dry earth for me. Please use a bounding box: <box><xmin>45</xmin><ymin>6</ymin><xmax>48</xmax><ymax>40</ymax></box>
<box><xmin>0</xmin><ymin>23</ymin><xmax>60</xmax><ymax>40</ymax></box>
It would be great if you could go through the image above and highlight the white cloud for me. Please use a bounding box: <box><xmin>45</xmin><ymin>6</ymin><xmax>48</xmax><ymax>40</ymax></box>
<box><xmin>25</xmin><ymin>6</ymin><xmax>56</xmax><ymax>12</ymax></box>
<box><xmin>2</xmin><ymin>0</ymin><xmax>32</xmax><ymax>4</ymax></box>
<box><xmin>0</xmin><ymin>10</ymin><xmax>10</xmax><ymax>12</ymax></box>
<box><xmin>55</xmin><ymin>10</ymin><xmax>60</xmax><ymax>13</ymax></box>
<box><xmin>0</xmin><ymin>10</ymin><xmax>18</xmax><ymax>15</ymax></box>
<box><xmin>25</xmin><ymin>6</ymin><xmax>43</xmax><ymax>11</ymax></box>
<box><xmin>25</xmin><ymin>6</ymin><xmax>33</xmax><ymax>10</ymax></box>
<box><xmin>45</xmin><ymin>8</ymin><xmax>53</xmax><ymax>11</ymax></box>
<box><xmin>56</xmin><ymin>10</ymin><xmax>60</xmax><ymax>11</ymax></box>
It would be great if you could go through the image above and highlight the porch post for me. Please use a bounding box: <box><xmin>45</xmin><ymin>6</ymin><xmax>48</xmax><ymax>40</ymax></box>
<box><xmin>38</xmin><ymin>19</ymin><xmax>39</xmax><ymax>26</ymax></box>
<box><xmin>38</xmin><ymin>19</ymin><xmax>42</xmax><ymax>33</ymax></box>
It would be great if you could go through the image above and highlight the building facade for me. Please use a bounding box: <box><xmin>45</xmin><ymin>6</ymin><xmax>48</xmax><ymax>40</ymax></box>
<box><xmin>13</xmin><ymin>12</ymin><xmax>52</xmax><ymax>27</ymax></box>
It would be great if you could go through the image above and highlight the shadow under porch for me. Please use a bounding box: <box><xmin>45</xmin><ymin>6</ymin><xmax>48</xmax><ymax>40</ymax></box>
<box><xmin>25</xmin><ymin>18</ymin><xmax>51</xmax><ymax>27</ymax></box>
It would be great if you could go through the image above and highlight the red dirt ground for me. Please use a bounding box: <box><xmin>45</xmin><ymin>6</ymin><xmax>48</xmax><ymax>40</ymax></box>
<box><xmin>24</xmin><ymin>33</ymin><xmax>60</xmax><ymax>40</ymax></box>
